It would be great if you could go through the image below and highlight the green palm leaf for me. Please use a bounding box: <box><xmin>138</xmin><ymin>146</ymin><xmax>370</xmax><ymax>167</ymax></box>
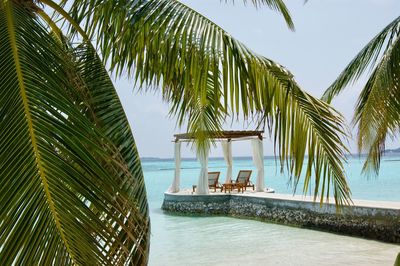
<box><xmin>166</xmin><ymin>67</ymin><xmax>227</xmax><ymax>154</ymax></box>
<box><xmin>0</xmin><ymin>2</ymin><xmax>148</xmax><ymax>265</ymax></box>
<box><xmin>322</xmin><ymin>16</ymin><xmax>400</xmax><ymax>102</ymax></box>
<box><xmin>244</xmin><ymin>0</ymin><xmax>294</xmax><ymax>29</ymax></box>
<box><xmin>63</xmin><ymin>0</ymin><xmax>350</xmax><ymax>204</ymax></box>
<box><xmin>64</xmin><ymin>43</ymin><xmax>151</xmax><ymax>265</ymax></box>
<box><xmin>322</xmin><ymin>16</ymin><xmax>400</xmax><ymax>174</ymax></box>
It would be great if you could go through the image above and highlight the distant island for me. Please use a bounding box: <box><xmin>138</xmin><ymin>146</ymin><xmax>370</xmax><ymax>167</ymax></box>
<box><xmin>385</xmin><ymin>147</ymin><xmax>400</xmax><ymax>154</ymax></box>
<box><xmin>140</xmin><ymin>157</ymin><xmax>162</xmax><ymax>161</ymax></box>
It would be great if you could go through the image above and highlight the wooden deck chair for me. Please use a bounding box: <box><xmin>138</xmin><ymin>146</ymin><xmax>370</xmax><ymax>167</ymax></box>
<box><xmin>208</xmin><ymin>172</ymin><xmax>221</xmax><ymax>192</ymax></box>
<box><xmin>233</xmin><ymin>170</ymin><xmax>254</xmax><ymax>191</ymax></box>
<box><xmin>192</xmin><ymin>172</ymin><xmax>221</xmax><ymax>192</ymax></box>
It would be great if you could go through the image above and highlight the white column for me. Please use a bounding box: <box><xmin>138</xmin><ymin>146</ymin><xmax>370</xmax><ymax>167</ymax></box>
<box><xmin>168</xmin><ymin>142</ymin><xmax>181</xmax><ymax>193</ymax></box>
<box><xmin>196</xmin><ymin>149</ymin><xmax>209</xmax><ymax>194</ymax></box>
<box><xmin>251</xmin><ymin>138</ymin><xmax>265</xmax><ymax>192</ymax></box>
<box><xmin>221</xmin><ymin>140</ymin><xmax>233</xmax><ymax>183</ymax></box>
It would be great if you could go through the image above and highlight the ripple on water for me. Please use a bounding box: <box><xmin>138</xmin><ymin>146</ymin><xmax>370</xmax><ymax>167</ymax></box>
<box><xmin>146</xmin><ymin>157</ymin><xmax>400</xmax><ymax>265</ymax></box>
<box><xmin>149</xmin><ymin>215</ymin><xmax>399</xmax><ymax>266</ymax></box>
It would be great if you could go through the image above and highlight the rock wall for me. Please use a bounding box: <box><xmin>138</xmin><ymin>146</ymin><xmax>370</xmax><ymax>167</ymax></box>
<box><xmin>162</xmin><ymin>193</ymin><xmax>400</xmax><ymax>243</ymax></box>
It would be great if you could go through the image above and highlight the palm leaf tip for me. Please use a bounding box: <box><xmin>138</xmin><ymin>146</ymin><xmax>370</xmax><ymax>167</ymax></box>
<box><xmin>234</xmin><ymin>0</ymin><xmax>294</xmax><ymax>30</ymax></box>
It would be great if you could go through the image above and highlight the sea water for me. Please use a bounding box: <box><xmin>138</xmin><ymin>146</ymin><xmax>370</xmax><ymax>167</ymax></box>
<box><xmin>143</xmin><ymin>156</ymin><xmax>400</xmax><ymax>265</ymax></box>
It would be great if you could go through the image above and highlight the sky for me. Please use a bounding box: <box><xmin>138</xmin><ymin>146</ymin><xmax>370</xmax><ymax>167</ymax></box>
<box><xmin>114</xmin><ymin>0</ymin><xmax>400</xmax><ymax>158</ymax></box>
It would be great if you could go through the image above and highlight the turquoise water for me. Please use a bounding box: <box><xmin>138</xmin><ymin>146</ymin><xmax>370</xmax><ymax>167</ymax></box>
<box><xmin>144</xmin><ymin>156</ymin><xmax>400</xmax><ymax>265</ymax></box>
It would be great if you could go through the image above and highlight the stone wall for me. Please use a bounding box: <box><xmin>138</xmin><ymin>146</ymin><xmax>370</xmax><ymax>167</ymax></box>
<box><xmin>162</xmin><ymin>193</ymin><xmax>400</xmax><ymax>243</ymax></box>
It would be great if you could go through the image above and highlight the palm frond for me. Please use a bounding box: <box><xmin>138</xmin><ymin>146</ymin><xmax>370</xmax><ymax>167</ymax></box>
<box><xmin>260</xmin><ymin>63</ymin><xmax>351</xmax><ymax>205</ymax></box>
<box><xmin>322</xmin><ymin>16</ymin><xmax>400</xmax><ymax>103</ymax></box>
<box><xmin>65</xmin><ymin>42</ymin><xmax>151</xmax><ymax>265</ymax></box>
<box><xmin>353</xmin><ymin>33</ymin><xmax>400</xmax><ymax>174</ymax></box>
<box><xmin>222</xmin><ymin>0</ymin><xmax>294</xmax><ymax>29</ymax></box>
<box><xmin>62</xmin><ymin>0</ymin><xmax>351</xmax><ymax>204</ymax></box>
<box><xmin>322</xmin><ymin>15</ymin><xmax>400</xmax><ymax>174</ymax></box>
<box><xmin>165</xmin><ymin>65</ymin><xmax>227</xmax><ymax>155</ymax></box>
<box><xmin>0</xmin><ymin>2</ymin><xmax>148</xmax><ymax>265</ymax></box>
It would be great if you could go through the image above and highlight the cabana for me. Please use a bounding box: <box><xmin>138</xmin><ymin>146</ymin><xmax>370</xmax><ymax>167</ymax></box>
<box><xmin>168</xmin><ymin>130</ymin><xmax>266</xmax><ymax>195</ymax></box>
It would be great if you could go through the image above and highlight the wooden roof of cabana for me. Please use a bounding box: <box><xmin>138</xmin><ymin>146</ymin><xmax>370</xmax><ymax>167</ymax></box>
<box><xmin>174</xmin><ymin>130</ymin><xmax>264</xmax><ymax>141</ymax></box>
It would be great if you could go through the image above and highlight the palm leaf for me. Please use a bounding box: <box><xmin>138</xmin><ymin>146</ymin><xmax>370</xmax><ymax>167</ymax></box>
<box><xmin>206</xmin><ymin>0</ymin><xmax>294</xmax><ymax>29</ymax></box>
<box><xmin>71</xmin><ymin>43</ymin><xmax>150</xmax><ymax>216</ymax></box>
<box><xmin>61</xmin><ymin>0</ymin><xmax>351</xmax><ymax>204</ymax></box>
<box><xmin>258</xmin><ymin>62</ymin><xmax>350</xmax><ymax>205</ymax></box>
<box><xmin>322</xmin><ymin>15</ymin><xmax>400</xmax><ymax>102</ymax></box>
<box><xmin>166</xmin><ymin>67</ymin><xmax>227</xmax><ymax>154</ymax></box>
<box><xmin>63</xmin><ymin>42</ymin><xmax>151</xmax><ymax>265</ymax></box>
<box><xmin>354</xmin><ymin>32</ymin><xmax>400</xmax><ymax>174</ymax></box>
<box><xmin>322</xmin><ymin>15</ymin><xmax>400</xmax><ymax>174</ymax></box>
<box><xmin>0</xmin><ymin>2</ymin><xmax>148</xmax><ymax>265</ymax></box>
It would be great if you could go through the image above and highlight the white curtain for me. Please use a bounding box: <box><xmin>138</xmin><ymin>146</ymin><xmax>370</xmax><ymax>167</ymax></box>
<box><xmin>221</xmin><ymin>140</ymin><xmax>233</xmax><ymax>183</ymax></box>
<box><xmin>196</xmin><ymin>150</ymin><xmax>209</xmax><ymax>194</ymax></box>
<box><xmin>168</xmin><ymin>142</ymin><xmax>181</xmax><ymax>193</ymax></box>
<box><xmin>251</xmin><ymin>138</ymin><xmax>265</xmax><ymax>192</ymax></box>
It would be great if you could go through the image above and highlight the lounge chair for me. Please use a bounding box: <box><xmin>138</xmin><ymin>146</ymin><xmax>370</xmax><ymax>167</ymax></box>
<box><xmin>222</xmin><ymin>170</ymin><xmax>254</xmax><ymax>193</ymax></box>
<box><xmin>192</xmin><ymin>171</ymin><xmax>221</xmax><ymax>192</ymax></box>
<box><xmin>232</xmin><ymin>170</ymin><xmax>254</xmax><ymax>191</ymax></box>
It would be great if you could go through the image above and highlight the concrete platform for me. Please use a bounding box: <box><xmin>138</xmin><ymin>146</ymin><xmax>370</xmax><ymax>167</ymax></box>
<box><xmin>166</xmin><ymin>189</ymin><xmax>400</xmax><ymax>209</ymax></box>
<box><xmin>162</xmin><ymin>189</ymin><xmax>400</xmax><ymax>243</ymax></box>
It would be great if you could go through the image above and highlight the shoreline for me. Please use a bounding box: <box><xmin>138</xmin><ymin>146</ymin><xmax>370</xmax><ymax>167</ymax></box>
<box><xmin>162</xmin><ymin>190</ymin><xmax>400</xmax><ymax>243</ymax></box>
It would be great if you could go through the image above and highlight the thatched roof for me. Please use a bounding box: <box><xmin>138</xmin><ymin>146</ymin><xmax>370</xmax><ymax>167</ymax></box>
<box><xmin>174</xmin><ymin>130</ymin><xmax>264</xmax><ymax>141</ymax></box>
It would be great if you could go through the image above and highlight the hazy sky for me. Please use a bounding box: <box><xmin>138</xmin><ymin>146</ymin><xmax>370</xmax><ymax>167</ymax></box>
<box><xmin>115</xmin><ymin>0</ymin><xmax>400</xmax><ymax>158</ymax></box>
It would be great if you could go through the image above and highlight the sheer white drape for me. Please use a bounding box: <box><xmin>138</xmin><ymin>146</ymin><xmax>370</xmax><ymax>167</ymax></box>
<box><xmin>196</xmin><ymin>150</ymin><xmax>209</xmax><ymax>194</ymax></box>
<box><xmin>221</xmin><ymin>140</ymin><xmax>233</xmax><ymax>183</ymax></box>
<box><xmin>251</xmin><ymin>138</ymin><xmax>265</xmax><ymax>192</ymax></box>
<box><xmin>168</xmin><ymin>142</ymin><xmax>181</xmax><ymax>193</ymax></box>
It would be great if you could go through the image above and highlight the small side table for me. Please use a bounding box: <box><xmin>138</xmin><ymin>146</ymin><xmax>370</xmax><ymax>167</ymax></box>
<box><xmin>222</xmin><ymin>183</ymin><xmax>233</xmax><ymax>193</ymax></box>
<box><xmin>223</xmin><ymin>182</ymin><xmax>243</xmax><ymax>193</ymax></box>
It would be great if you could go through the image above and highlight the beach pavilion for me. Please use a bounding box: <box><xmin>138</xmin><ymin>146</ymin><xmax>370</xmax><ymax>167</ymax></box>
<box><xmin>168</xmin><ymin>130</ymin><xmax>267</xmax><ymax>194</ymax></box>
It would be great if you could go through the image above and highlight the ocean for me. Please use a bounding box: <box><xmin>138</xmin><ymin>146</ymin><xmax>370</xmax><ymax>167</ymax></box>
<box><xmin>143</xmin><ymin>156</ymin><xmax>400</xmax><ymax>265</ymax></box>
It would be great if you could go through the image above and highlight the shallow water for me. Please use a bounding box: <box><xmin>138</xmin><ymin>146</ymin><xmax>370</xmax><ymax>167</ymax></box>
<box><xmin>144</xmin><ymin>156</ymin><xmax>400</xmax><ymax>265</ymax></box>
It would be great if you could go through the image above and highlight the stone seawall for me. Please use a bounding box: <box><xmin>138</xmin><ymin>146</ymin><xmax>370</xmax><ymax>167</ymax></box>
<box><xmin>162</xmin><ymin>193</ymin><xmax>400</xmax><ymax>243</ymax></box>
